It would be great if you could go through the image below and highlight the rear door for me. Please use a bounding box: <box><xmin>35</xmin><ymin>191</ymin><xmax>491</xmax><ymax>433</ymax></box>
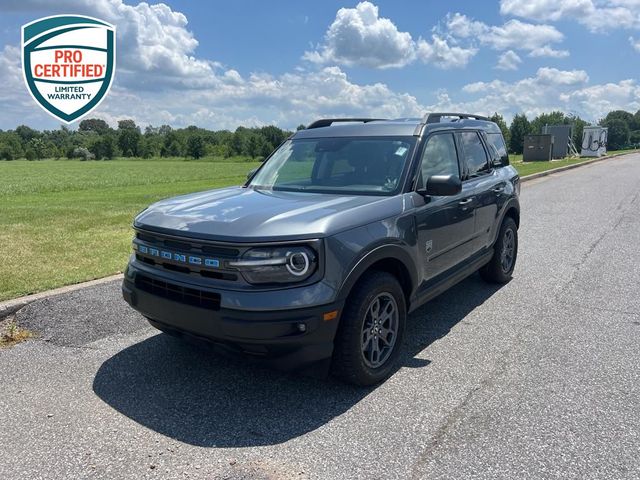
<box><xmin>413</xmin><ymin>132</ymin><xmax>476</xmax><ymax>284</ymax></box>
<box><xmin>457</xmin><ymin>130</ymin><xmax>503</xmax><ymax>252</ymax></box>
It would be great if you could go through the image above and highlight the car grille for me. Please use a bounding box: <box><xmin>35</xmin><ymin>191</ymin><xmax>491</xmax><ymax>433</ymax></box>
<box><xmin>135</xmin><ymin>274</ymin><xmax>221</xmax><ymax>310</ymax></box>
<box><xmin>133</xmin><ymin>228</ymin><xmax>243</xmax><ymax>281</ymax></box>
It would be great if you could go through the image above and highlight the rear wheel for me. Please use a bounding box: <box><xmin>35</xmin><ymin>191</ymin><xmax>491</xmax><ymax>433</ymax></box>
<box><xmin>480</xmin><ymin>216</ymin><xmax>518</xmax><ymax>283</ymax></box>
<box><xmin>332</xmin><ymin>271</ymin><xmax>406</xmax><ymax>386</ymax></box>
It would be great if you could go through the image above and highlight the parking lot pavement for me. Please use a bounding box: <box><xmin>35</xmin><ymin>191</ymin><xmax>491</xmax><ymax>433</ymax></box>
<box><xmin>1</xmin><ymin>154</ymin><xmax>639</xmax><ymax>480</ymax></box>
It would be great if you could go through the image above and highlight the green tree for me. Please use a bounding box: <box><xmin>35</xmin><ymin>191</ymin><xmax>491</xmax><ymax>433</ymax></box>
<box><xmin>90</xmin><ymin>135</ymin><xmax>117</xmax><ymax>160</ymax></box>
<box><xmin>231</xmin><ymin>127</ymin><xmax>249</xmax><ymax>156</ymax></box>
<box><xmin>28</xmin><ymin>138</ymin><xmax>49</xmax><ymax>160</ymax></box>
<box><xmin>530</xmin><ymin>111</ymin><xmax>567</xmax><ymax>134</ymax></box>
<box><xmin>0</xmin><ymin>132</ymin><xmax>24</xmax><ymax>159</ymax></box>
<box><xmin>600</xmin><ymin>110</ymin><xmax>634</xmax><ymax>128</ymax></box>
<box><xmin>161</xmin><ymin>131</ymin><xmax>183</xmax><ymax>157</ymax></box>
<box><xmin>15</xmin><ymin>125</ymin><xmax>39</xmax><ymax>145</ymax></box>
<box><xmin>0</xmin><ymin>145</ymin><xmax>14</xmax><ymax>160</ymax></box>
<box><xmin>117</xmin><ymin>119</ymin><xmax>141</xmax><ymax>157</ymax></box>
<box><xmin>490</xmin><ymin>113</ymin><xmax>510</xmax><ymax>149</ymax></box>
<box><xmin>509</xmin><ymin>113</ymin><xmax>530</xmax><ymax>154</ymax></box>
<box><xmin>632</xmin><ymin>110</ymin><xmax>640</xmax><ymax>131</ymax></box>
<box><xmin>603</xmin><ymin>119</ymin><xmax>630</xmax><ymax>150</ymax></box>
<box><xmin>186</xmin><ymin>134</ymin><xmax>205</xmax><ymax>159</ymax></box>
<box><xmin>296</xmin><ymin>124</ymin><xmax>306</xmax><ymax>131</ymax></box>
<box><xmin>138</xmin><ymin>137</ymin><xmax>155</xmax><ymax>158</ymax></box>
<box><xmin>78</xmin><ymin>118</ymin><xmax>110</xmax><ymax>135</ymax></box>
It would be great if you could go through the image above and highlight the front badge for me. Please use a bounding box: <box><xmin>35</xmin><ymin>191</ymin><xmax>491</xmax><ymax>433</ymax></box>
<box><xmin>22</xmin><ymin>15</ymin><xmax>116</xmax><ymax>123</ymax></box>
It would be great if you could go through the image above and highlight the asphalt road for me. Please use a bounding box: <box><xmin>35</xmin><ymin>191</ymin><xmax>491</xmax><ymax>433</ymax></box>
<box><xmin>1</xmin><ymin>154</ymin><xmax>639</xmax><ymax>480</ymax></box>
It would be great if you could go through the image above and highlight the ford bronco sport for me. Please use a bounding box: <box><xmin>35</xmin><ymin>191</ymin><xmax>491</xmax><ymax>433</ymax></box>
<box><xmin>122</xmin><ymin>113</ymin><xmax>520</xmax><ymax>386</ymax></box>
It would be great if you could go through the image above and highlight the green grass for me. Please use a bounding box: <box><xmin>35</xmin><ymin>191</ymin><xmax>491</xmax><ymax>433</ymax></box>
<box><xmin>509</xmin><ymin>149</ymin><xmax>638</xmax><ymax>177</ymax></box>
<box><xmin>0</xmin><ymin>159</ymin><xmax>259</xmax><ymax>301</ymax></box>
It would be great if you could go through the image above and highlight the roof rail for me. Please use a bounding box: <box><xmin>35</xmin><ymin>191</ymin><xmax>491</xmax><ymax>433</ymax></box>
<box><xmin>423</xmin><ymin>112</ymin><xmax>490</xmax><ymax>124</ymax></box>
<box><xmin>306</xmin><ymin>118</ymin><xmax>387</xmax><ymax>129</ymax></box>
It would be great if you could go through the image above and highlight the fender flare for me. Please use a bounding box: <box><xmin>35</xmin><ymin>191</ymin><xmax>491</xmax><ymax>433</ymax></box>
<box><xmin>492</xmin><ymin>197</ymin><xmax>520</xmax><ymax>245</ymax></box>
<box><xmin>336</xmin><ymin>243</ymin><xmax>419</xmax><ymax>303</ymax></box>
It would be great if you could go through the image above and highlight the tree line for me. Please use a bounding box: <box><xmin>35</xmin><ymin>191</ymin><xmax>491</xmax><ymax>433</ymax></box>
<box><xmin>0</xmin><ymin>110</ymin><xmax>638</xmax><ymax>161</ymax></box>
<box><xmin>0</xmin><ymin>118</ymin><xmax>298</xmax><ymax>161</ymax></box>
<box><xmin>490</xmin><ymin>109</ymin><xmax>640</xmax><ymax>155</ymax></box>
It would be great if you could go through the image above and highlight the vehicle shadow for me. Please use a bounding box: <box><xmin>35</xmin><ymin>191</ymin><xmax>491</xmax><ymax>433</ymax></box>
<box><xmin>92</xmin><ymin>273</ymin><xmax>504</xmax><ymax>447</ymax></box>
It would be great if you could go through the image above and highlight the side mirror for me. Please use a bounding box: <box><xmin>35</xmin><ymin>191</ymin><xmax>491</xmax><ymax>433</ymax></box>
<box><xmin>246</xmin><ymin>168</ymin><xmax>258</xmax><ymax>181</ymax></box>
<box><xmin>417</xmin><ymin>174</ymin><xmax>462</xmax><ymax>197</ymax></box>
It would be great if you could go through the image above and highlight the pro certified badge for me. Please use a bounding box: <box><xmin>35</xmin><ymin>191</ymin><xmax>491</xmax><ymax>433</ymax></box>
<box><xmin>21</xmin><ymin>15</ymin><xmax>116</xmax><ymax>123</ymax></box>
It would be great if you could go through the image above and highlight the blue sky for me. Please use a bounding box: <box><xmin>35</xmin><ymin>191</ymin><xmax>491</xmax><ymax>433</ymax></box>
<box><xmin>0</xmin><ymin>0</ymin><xmax>639</xmax><ymax>130</ymax></box>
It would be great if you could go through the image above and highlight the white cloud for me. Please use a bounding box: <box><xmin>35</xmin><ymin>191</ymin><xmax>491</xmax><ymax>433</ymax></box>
<box><xmin>304</xmin><ymin>2</ymin><xmax>476</xmax><ymax>69</ymax></box>
<box><xmin>500</xmin><ymin>0</ymin><xmax>640</xmax><ymax>32</ymax></box>
<box><xmin>446</xmin><ymin>13</ymin><xmax>488</xmax><ymax>38</ymax></box>
<box><xmin>446</xmin><ymin>14</ymin><xmax>567</xmax><ymax>56</ymax></box>
<box><xmin>630</xmin><ymin>36</ymin><xmax>640</xmax><ymax>52</ymax></box>
<box><xmin>484</xmin><ymin>19</ymin><xmax>565</xmax><ymax>51</ymax></box>
<box><xmin>303</xmin><ymin>1</ymin><xmax>416</xmax><ymax>69</ymax></box>
<box><xmin>416</xmin><ymin>35</ymin><xmax>478</xmax><ymax>69</ymax></box>
<box><xmin>496</xmin><ymin>50</ymin><xmax>522</xmax><ymax>70</ymax></box>
<box><xmin>0</xmin><ymin>33</ymin><xmax>424</xmax><ymax>130</ymax></box>
<box><xmin>7</xmin><ymin>0</ymin><xmax>217</xmax><ymax>89</ymax></box>
<box><xmin>536</xmin><ymin>67</ymin><xmax>589</xmax><ymax>84</ymax></box>
<box><xmin>559</xmin><ymin>80</ymin><xmax>640</xmax><ymax>119</ymax></box>
<box><xmin>452</xmin><ymin>68</ymin><xmax>632</xmax><ymax>123</ymax></box>
<box><xmin>1</xmin><ymin>0</ymin><xmax>637</xmax><ymax>132</ymax></box>
<box><xmin>529</xmin><ymin>46</ymin><xmax>570</xmax><ymax>58</ymax></box>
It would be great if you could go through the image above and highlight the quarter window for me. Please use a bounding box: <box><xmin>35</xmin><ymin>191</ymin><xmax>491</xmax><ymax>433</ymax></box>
<box><xmin>460</xmin><ymin>131</ymin><xmax>490</xmax><ymax>178</ymax></box>
<box><xmin>486</xmin><ymin>133</ymin><xmax>509</xmax><ymax>165</ymax></box>
<box><xmin>418</xmin><ymin>133</ymin><xmax>459</xmax><ymax>188</ymax></box>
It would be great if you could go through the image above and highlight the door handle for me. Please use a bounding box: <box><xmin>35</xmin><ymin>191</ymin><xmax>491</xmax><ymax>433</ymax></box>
<box><xmin>491</xmin><ymin>186</ymin><xmax>505</xmax><ymax>193</ymax></box>
<box><xmin>458</xmin><ymin>198</ymin><xmax>473</xmax><ymax>210</ymax></box>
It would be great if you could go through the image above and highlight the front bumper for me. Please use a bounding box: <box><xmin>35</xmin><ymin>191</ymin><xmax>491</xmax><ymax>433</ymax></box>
<box><xmin>122</xmin><ymin>266</ymin><xmax>343</xmax><ymax>375</ymax></box>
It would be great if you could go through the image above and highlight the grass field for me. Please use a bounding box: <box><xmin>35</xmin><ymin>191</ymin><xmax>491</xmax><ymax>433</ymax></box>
<box><xmin>0</xmin><ymin>159</ymin><xmax>259</xmax><ymax>301</ymax></box>
<box><xmin>0</xmin><ymin>150</ymin><xmax>636</xmax><ymax>301</ymax></box>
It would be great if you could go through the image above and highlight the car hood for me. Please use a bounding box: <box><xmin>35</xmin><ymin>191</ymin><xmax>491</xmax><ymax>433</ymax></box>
<box><xmin>135</xmin><ymin>186</ymin><xmax>406</xmax><ymax>242</ymax></box>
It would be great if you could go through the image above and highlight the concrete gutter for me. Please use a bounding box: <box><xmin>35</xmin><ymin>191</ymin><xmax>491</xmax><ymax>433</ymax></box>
<box><xmin>0</xmin><ymin>150</ymin><xmax>637</xmax><ymax>319</ymax></box>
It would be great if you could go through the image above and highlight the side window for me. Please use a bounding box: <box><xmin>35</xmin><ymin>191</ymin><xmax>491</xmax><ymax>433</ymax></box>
<box><xmin>486</xmin><ymin>133</ymin><xmax>509</xmax><ymax>166</ymax></box>
<box><xmin>418</xmin><ymin>133</ymin><xmax>459</xmax><ymax>188</ymax></box>
<box><xmin>460</xmin><ymin>131</ymin><xmax>490</xmax><ymax>178</ymax></box>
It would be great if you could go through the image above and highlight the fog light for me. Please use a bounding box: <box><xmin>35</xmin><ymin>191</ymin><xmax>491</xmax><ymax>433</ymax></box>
<box><xmin>297</xmin><ymin>323</ymin><xmax>307</xmax><ymax>333</ymax></box>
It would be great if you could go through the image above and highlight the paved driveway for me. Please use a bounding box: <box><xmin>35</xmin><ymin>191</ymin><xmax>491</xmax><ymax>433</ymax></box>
<box><xmin>1</xmin><ymin>154</ymin><xmax>639</xmax><ymax>479</ymax></box>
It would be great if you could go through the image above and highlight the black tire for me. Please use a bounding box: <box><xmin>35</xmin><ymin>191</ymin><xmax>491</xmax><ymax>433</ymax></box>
<box><xmin>331</xmin><ymin>271</ymin><xmax>406</xmax><ymax>386</ymax></box>
<box><xmin>480</xmin><ymin>216</ymin><xmax>518</xmax><ymax>283</ymax></box>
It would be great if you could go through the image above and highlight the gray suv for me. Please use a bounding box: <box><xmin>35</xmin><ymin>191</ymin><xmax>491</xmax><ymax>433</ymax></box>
<box><xmin>122</xmin><ymin>113</ymin><xmax>520</xmax><ymax>385</ymax></box>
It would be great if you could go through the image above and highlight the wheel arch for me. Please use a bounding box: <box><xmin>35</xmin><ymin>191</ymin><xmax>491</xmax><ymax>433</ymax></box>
<box><xmin>337</xmin><ymin>244</ymin><xmax>418</xmax><ymax>310</ymax></box>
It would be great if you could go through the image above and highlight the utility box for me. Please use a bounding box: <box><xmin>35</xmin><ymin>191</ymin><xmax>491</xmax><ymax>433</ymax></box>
<box><xmin>543</xmin><ymin>125</ymin><xmax>573</xmax><ymax>159</ymax></box>
<box><xmin>523</xmin><ymin>134</ymin><xmax>553</xmax><ymax>161</ymax></box>
<box><xmin>581</xmin><ymin>126</ymin><xmax>608</xmax><ymax>157</ymax></box>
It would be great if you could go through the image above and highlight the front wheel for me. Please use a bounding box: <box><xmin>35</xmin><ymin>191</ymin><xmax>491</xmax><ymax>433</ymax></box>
<box><xmin>480</xmin><ymin>216</ymin><xmax>518</xmax><ymax>283</ymax></box>
<box><xmin>332</xmin><ymin>271</ymin><xmax>406</xmax><ymax>386</ymax></box>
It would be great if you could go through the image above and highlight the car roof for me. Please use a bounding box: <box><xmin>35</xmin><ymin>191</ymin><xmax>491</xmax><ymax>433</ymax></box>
<box><xmin>293</xmin><ymin>115</ymin><xmax>502</xmax><ymax>139</ymax></box>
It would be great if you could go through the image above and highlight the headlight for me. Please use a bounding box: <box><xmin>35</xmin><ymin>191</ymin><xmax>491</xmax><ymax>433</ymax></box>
<box><xmin>228</xmin><ymin>246</ymin><xmax>317</xmax><ymax>284</ymax></box>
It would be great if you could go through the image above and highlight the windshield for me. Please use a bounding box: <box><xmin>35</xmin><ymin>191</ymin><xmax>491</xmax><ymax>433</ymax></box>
<box><xmin>249</xmin><ymin>137</ymin><xmax>416</xmax><ymax>195</ymax></box>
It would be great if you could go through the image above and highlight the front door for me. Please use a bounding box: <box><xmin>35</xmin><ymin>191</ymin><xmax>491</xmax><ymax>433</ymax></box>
<box><xmin>413</xmin><ymin>132</ymin><xmax>476</xmax><ymax>286</ymax></box>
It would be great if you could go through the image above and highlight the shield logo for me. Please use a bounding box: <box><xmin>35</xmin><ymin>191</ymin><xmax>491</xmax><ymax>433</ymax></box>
<box><xmin>22</xmin><ymin>15</ymin><xmax>116</xmax><ymax>123</ymax></box>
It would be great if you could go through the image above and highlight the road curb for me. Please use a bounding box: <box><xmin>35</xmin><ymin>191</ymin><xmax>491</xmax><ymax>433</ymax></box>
<box><xmin>519</xmin><ymin>151</ymin><xmax>634</xmax><ymax>183</ymax></box>
<box><xmin>0</xmin><ymin>274</ymin><xmax>123</xmax><ymax>320</ymax></box>
<box><xmin>0</xmin><ymin>151</ymin><xmax>636</xmax><ymax>318</ymax></box>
